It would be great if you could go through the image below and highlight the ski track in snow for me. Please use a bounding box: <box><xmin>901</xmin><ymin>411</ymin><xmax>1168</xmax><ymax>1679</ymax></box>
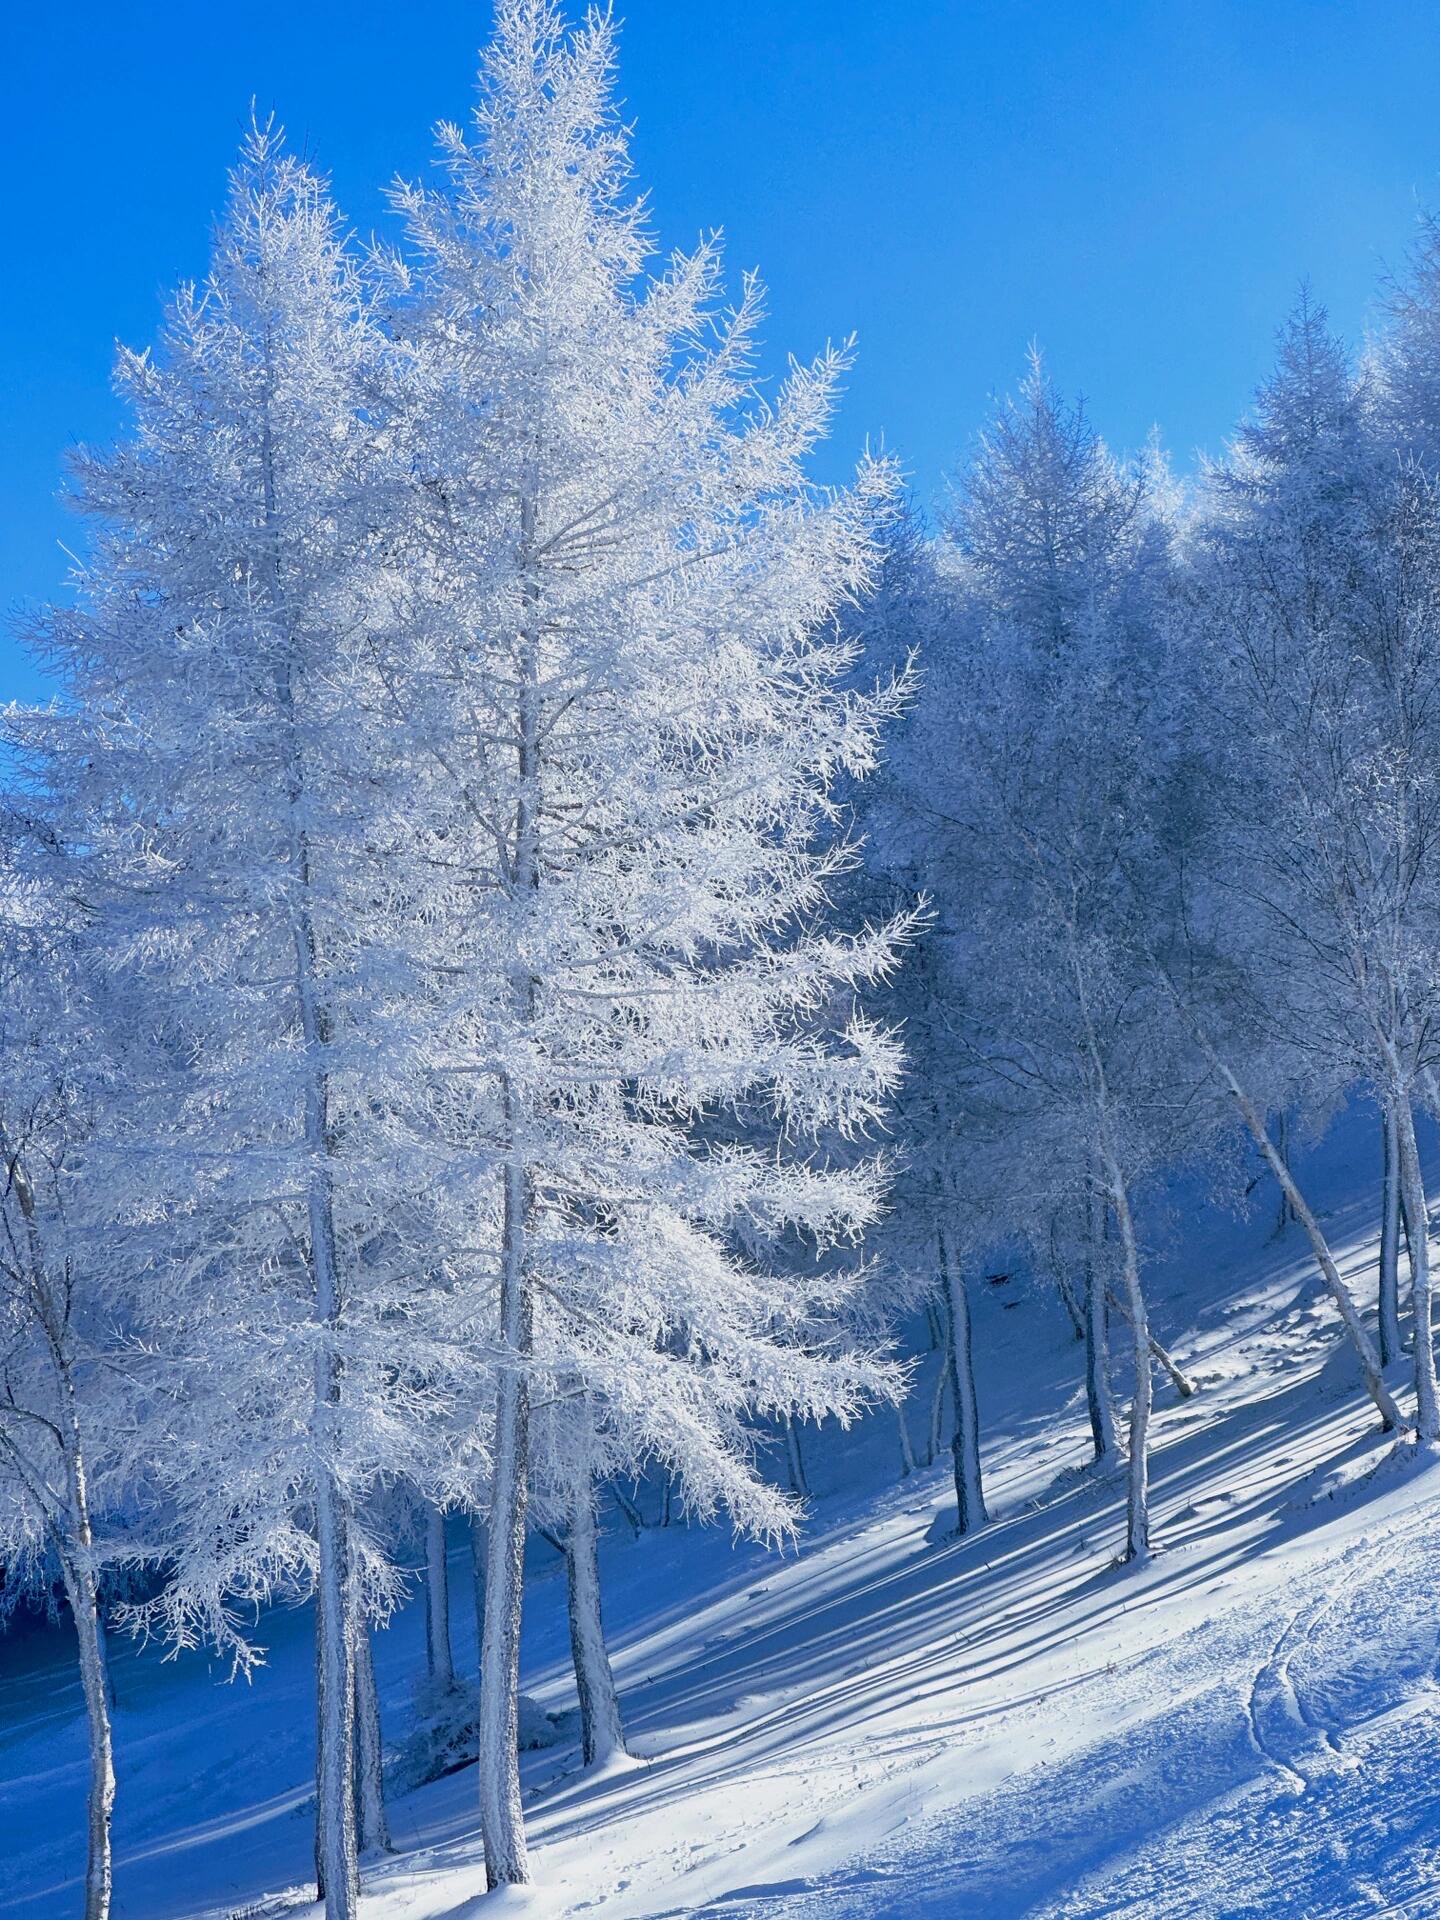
<box><xmin>4</xmin><ymin>1117</ymin><xmax>1440</xmax><ymax>1919</ymax></box>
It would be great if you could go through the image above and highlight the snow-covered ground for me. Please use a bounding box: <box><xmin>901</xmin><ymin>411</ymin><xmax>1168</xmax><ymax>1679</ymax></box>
<box><xmin>4</xmin><ymin>1115</ymin><xmax>1440</xmax><ymax>1919</ymax></box>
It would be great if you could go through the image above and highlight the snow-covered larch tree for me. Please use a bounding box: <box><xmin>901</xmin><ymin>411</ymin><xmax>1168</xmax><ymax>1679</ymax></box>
<box><xmin>1187</xmin><ymin>291</ymin><xmax>1440</xmax><ymax>1440</ymax></box>
<box><xmin>0</xmin><ymin>862</ymin><xmax>141</xmax><ymax>1920</ymax></box>
<box><xmin>14</xmin><ymin>124</ymin><xmax>488</xmax><ymax>1918</ymax></box>
<box><xmin>873</xmin><ymin>357</ymin><xmax>1199</xmax><ymax>1562</ymax></box>
<box><xmin>381</xmin><ymin>1</ymin><xmax>912</xmax><ymax>1884</ymax></box>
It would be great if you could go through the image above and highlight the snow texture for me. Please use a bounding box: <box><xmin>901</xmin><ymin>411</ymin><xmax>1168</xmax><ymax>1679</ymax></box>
<box><xmin>3</xmin><ymin>1110</ymin><xmax>1438</xmax><ymax>1918</ymax></box>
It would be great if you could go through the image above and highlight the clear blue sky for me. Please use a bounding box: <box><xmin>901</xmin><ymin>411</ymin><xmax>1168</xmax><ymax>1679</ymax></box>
<box><xmin>5</xmin><ymin>1</ymin><xmax>1440</xmax><ymax>700</ymax></box>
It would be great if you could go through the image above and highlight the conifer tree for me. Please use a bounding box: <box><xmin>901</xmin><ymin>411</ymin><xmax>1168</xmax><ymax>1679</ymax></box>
<box><xmin>384</xmin><ymin>1</ymin><xmax>911</xmax><ymax>1881</ymax></box>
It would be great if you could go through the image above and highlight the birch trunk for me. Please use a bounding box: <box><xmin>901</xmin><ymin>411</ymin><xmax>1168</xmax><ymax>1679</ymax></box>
<box><xmin>22</xmin><ymin>1170</ymin><xmax>117</xmax><ymax>1920</ymax></box>
<box><xmin>1084</xmin><ymin>1189</ymin><xmax>1118</xmax><ymax>1463</ymax></box>
<box><xmin>1106</xmin><ymin>1164</ymin><xmax>1152</xmax><ymax>1565</ymax></box>
<box><xmin>66</xmin><ymin>1550</ymin><xmax>115</xmax><ymax>1920</ymax></box>
<box><xmin>1208</xmin><ymin>1052</ymin><xmax>1404</xmax><ymax>1431</ymax></box>
<box><xmin>424</xmin><ymin>1504</ymin><xmax>454</xmax><ymax>1693</ymax></box>
<box><xmin>469</xmin><ymin>1513</ymin><xmax>487</xmax><ymax>1677</ymax></box>
<box><xmin>480</xmin><ymin>492</ymin><xmax>542</xmax><ymax>1891</ymax></box>
<box><xmin>351</xmin><ymin>1601</ymin><xmax>390</xmax><ymax>1855</ymax></box>
<box><xmin>1048</xmin><ymin>1211</ymin><xmax>1086</xmax><ymax>1341</ymax></box>
<box><xmin>895</xmin><ymin>1401</ymin><xmax>918</xmax><ymax>1477</ymax></box>
<box><xmin>608</xmin><ymin>1481</ymin><xmax>645</xmax><ymax>1538</ymax></box>
<box><xmin>1380</xmin><ymin>1103</ymin><xmax>1403</xmax><ymax>1367</ymax></box>
<box><xmin>938</xmin><ymin>1226</ymin><xmax>986</xmax><ymax>1533</ymax></box>
<box><xmin>1393</xmin><ymin>1095</ymin><xmax>1439</xmax><ymax>1440</ymax></box>
<box><xmin>313</xmin><ymin>1480</ymin><xmax>358</xmax><ymax>1917</ymax></box>
<box><xmin>784</xmin><ymin>1414</ymin><xmax>810</xmax><ymax>1498</ymax></box>
<box><xmin>563</xmin><ymin>1480</ymin><xmax>627</xmax><ymax>1767</ymax></box>
<box><xmin>1274</xmin><ymin>1110</ymin><xmax>1299</xmax><ymax>1232</ymax></box>
<box><xmin>1104</xmin><ymin>1287</ymin><xmax>1197</xmax><ymax>1398</ymax></box>
<box><xmin>926</xmin><ymin>1321</ymin><xmax>949</xmax><ymax>1467</ymax></box>
<box><xmin>260</xmin><ymin>358</ymin><xmax>359</xmax><ymax>1916</ymax></box>
<box><xmin>479</xmin><ymin>1148</ymin><xmax>534</xmax><ymax>1889</ymax></box>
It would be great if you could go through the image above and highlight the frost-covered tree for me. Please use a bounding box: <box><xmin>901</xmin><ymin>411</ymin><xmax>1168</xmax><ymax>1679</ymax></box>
<box><xmin>0</xmin><ymin>861</ymin><xmax>141</xmax><ymax>1920</ymax></box>
<box><xmin>381</xmin><ymin>1</ymin><xmax>911</xmax><ymax>1882</ymax></box>
<box><xmin>1187</xmin><ymin>290</ymin><xmax>1440</xmax><ymax>1438</ymax></box>
<box><xmin>882</xmin><ymin>356</ymin><xmax>1199</xmax><ymax>1562</ymax></box>
<box><xmin>14</xmin><ymin>125</ymin><xmax>487</xmax><ymax>1918</ymax></box>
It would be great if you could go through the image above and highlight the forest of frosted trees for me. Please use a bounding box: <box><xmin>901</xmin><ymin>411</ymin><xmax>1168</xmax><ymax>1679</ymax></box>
<box><xmin>7</xmin><ymin>5</ymin><xmax>1440</xmax><ymax>1917</ymax></box>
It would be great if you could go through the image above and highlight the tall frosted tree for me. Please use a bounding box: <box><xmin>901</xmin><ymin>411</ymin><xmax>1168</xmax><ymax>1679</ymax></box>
<box><xmin>880</xmin><ymin>356</ymin><xmax>1199</xmax><ymax>1562</ymax></box>
<box><xmin>384</xmin><ymin>1</ymin><xmax>910</xmax><ymax>1884</ymax></box>
<box><xmin>1187</xmin><ymin>290</ymin><xmax>1440</xmax><ymax>1440</ymax></box>
<box><xmin>16</xmin><ymin>125</ymin><xmax>483</xmax><ymax>1918</ymax></box>
<box><xmin>0</xmin><ymin>861</ymin><xmax>142</xmax><ymax>1920</ymax></box>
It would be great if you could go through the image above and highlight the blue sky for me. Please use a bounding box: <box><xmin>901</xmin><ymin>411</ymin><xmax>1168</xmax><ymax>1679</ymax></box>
<box><xmin>4</xmin><ymin>1</ymin><xmax>1440</xmax><ymax>700</ymax></box>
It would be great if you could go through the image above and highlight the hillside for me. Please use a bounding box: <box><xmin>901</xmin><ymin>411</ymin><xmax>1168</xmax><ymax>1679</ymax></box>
<box><xmin>3</xmin><ymin>1113</ymin><xmax>1439</xmax><ymax>1920</ymax></box>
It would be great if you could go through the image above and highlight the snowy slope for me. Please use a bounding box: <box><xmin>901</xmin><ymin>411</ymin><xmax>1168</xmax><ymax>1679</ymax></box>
<box><xmin>4</xmin><ymin>1112</ymin><xmax>1440</xmax><ymax>1920</ymax></box>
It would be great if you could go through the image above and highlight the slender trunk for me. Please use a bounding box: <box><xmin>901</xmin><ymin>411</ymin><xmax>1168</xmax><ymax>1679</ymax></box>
<box><xmin>424</xmin><ymin>1504</ymin><xmax>454</xmax><ymax>1693</ymax></box>
<box><xmin>479</xmin><ymin>1146</ymin><xmax>533</xmax><ymax>1889</ymax></box>
<box><xmin>1381</xmin><ymin>1103</ymin><xmax>1404</xmax><ymax>1368</ymax></box>
<box><xmin>784</xmin><ymin>1414</ymin><xmax>810</xmax><ymax>1498</ymax></box>
<box><xmin>65</xmin><ymin>1552</ymin><xmax>115</xmax><ymax>1920</ymax></box>
<box><xmin>314</xmin><ymin>1482</ymin><xmax>358</xmax><ymax>1917</ymax></box>
<box><xmin>480</xmin><ymin>492</ymin><xmax>543</xmax><ymax>1892</ymax></box>
<box><xmin>1105</xmin><ymin>1166</ymin><xmax>1152</xmax><ymax>1565</ymax></box>
<box><xmin>1274</xmin><ymin>1111</ymin><xmax>1299</xmax><ymax>1232</ymax></box>
<box><xmin>938</xmin><ymin>1227</ymin><xmax>987</xmax><ymax>1533</ymax></box>
<box><xmin>659</xmin><ymin>1471</ymin><xmax>675</xmax><ymax>1528</ymax></box>
<box><xmin>563</xmin><ymin>1480</ymin><xmax>627</xmax><ymax>1768</ymax></box>
<box><xmin>262</xmin><ymin>382</ymin><xmax>359</xmax><ymax>1917</ymax></box>
<box><xmin>926</xmin><ymin>1320</ymin><xmax>949</xmax><ymax>1467</ymax></box>
<box><xmin>895</xmin><ymin>1400</ymin><xmax>918</xmax><ymax>1478</ymax></box>
<box><xmin>1211</xmin><ymin>1055</ymin><xmax>1404</xmax><ymax>1431</ymax></box>
<box><xmin>95</xmin><ymin>1606</ymin><xmax>117</xmax><ymax>1715</ymax></box>
<box><xmin>314</xmin><ymin>1609</ymin><xmax>326</xmax><ymax>1905</ymax></box>
<box><xmin>351</xmin><ymin>1599</ymin><xmax>390</xmax><ymax>1856</ymax></box>
<box><xmin>1104</xmin><ymin>1287</ymin><xmax>1197</xmax><ymax>1398</ymax></box>
<box><xmin>1084</xmin><ymin>1188</ymin><xmax>1118</xmax><ymax>1463</ymax></box>
<box><xmin>924</xmin><ymin>1301</ymin><xmax>943</xmax><ymax>1352</ymax></box>
<box><xmin>1048</xmin><ymin>1212</ymin><xmax>1086</xmax><ymax>1341</ymax></box>
<box><xmin>608</xmin><ymin>1481</ymin><xmax>644</xmax><ymax>1538</ymax></box>
<box><xmin>33</xmin><ymin>1228</ymin><xmax>115</xmax><ymax>1920</ymax></box>
<box><xmin>469</xmin><ymin>1513</ymin><xmax>487</xmax><ymax>1677</ymax></box>
<box><xmin>1393</xmin><ymin>1095</ymin><xmax>1439</xmax><ymax>1440</ymax></box>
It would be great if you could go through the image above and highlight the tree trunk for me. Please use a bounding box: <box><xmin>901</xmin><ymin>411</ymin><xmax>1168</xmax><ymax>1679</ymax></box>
<box><xmin>65</xmin><ymin>1554</ymin><xmax>115</xmax><ymax>1920</ymax></box>
<box><xmin>351</xmin><ymin>1600</ymin><xmax>390</xmax><ymax>1855</ymax></box>
<box><xmin>563</xmin><ymin>1479</ymin><xmax>627</xmax><ymax>1768</ymax></box>
<box><xmin>424</xmin><ymin>1504</ymin><xmax>454</xmax><ymax>1693</ymax></box>
<box><xmin>479</xmin><ymin>1150</ymin><xmax>533</xmax><ymax>1889</ymax></box>
<box><xmin>1104</xmin><ymin>1287</ymin><xmax>1197</xmax><ymax>1398</ymax></box>
<box><xmin>895</xmin><ymin>1400</ymin><xmax>918</xmax><ymax>1478</ymax></box>
<box><xmin>1393</xmin><ymin>1095</ymin><xmax>1439</xmax><ymax>1440</ymax></box>
<box><xmin>1048</xmin><ymin>1211</ymin><xmax>1086</xmax><ymax>1341</ymax></box>
<box><xmin>261</xmin><ymin>365</ymin><xmax>359</xmax><ymax>1918</ymax></box>
<box><xmin>1084</xmin><ymin>1189</ymin><xmax>1119</xmax><ymax>1463</ymax></box>
<box><xmin>783</xmin><ymin>1414</ymin><xmax>810</xmax><ymax>1498</ymax></box>
<box><xmin>1106</xmin><ymin>1165</ymin><xmax>1152</xmax><ymax>1565</ymax></box>
<box><xmin>1274</xmin><ymin>1110</ymin><xmax>1299</xmax><ymax>1232</ymax></box>
<box><xmin>607</xmin><ymin>1480</ymin><xmax>644</xmax><ymax>1538</ymax></box>
<box><xmin>1210</xmin><ymin>1052</ymin><xmax>1404</xmax><ymax>1431</ymax></box>
<box><xmin>926</xmin><ymin>1326</ymin><xmax>949</xmax><ymax>1467</ymax></box>
<box><xmin>1380</xmin><ymin>1102</ymin><xmax>1404</xmax><ymax>1367</ymax></box>
<box><xmin>314</xmin><ymin>1479</ymin><xmax>359</xmax><ymax>1918</ymax></box>
<box><xmin>480</xmin><ymin>487</ymin><xmax>544</xmax><ymax>1891</ymax></box>
<box><xmin>469</xmin><ymin>1512</ymin><xmax>487</xmax><ymax>1676</ymax></box>
<box><xmin>938</xmin><ymin>1227</ymin><xmax>987</xmax><ymax>1533</ymax></box>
